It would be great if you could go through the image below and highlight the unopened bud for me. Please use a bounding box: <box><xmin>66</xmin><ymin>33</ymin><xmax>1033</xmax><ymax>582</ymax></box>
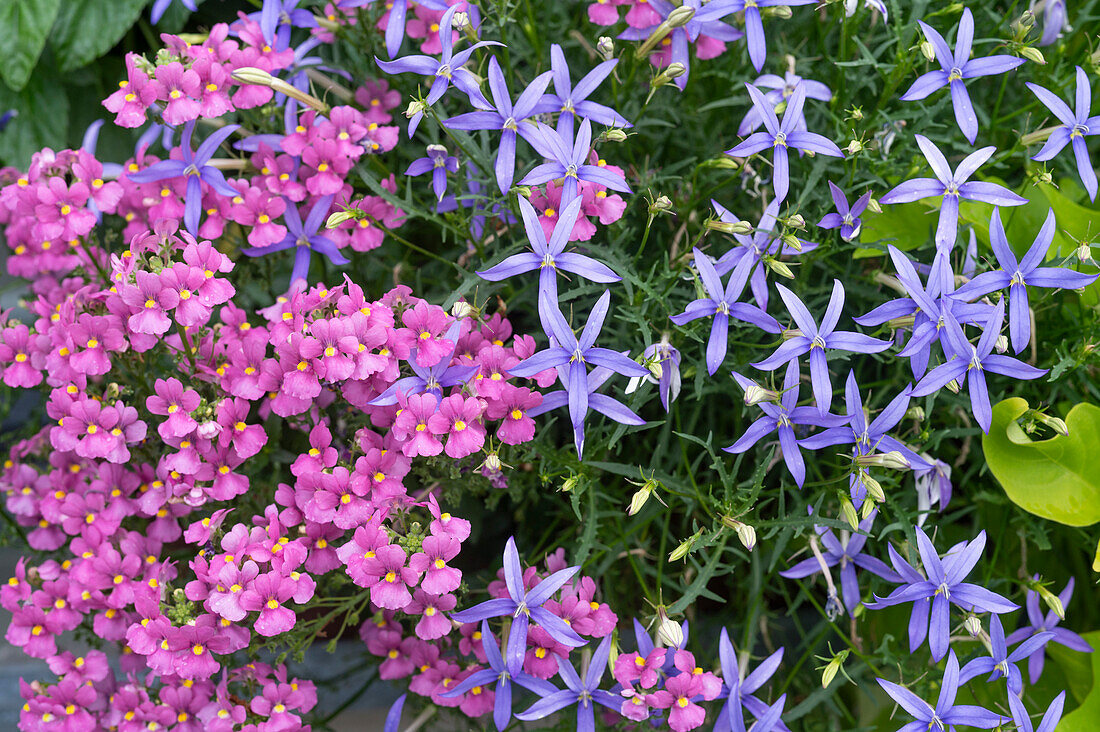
<box><xmin>839</xmin><ymin>496</ymin><xmax>859</xmax><ymax>530</ymax></box>
<box><xmin>405</xmin><ymin>99</ymin><xmax>428</xmax><ymax>119</ymax></box>
<box><xmin>846</xmin><ymin>139</ymin><xmax>864</xmax><ymax>155</ymax></box>
<box><xmin>887</xmin><ymin>315</ymin><xmax>916</xmax><ymax>330</ymax></box>
<box><xmin>722</xmin><ymin>518</ymin><xmax>757</xmax><ymax>551</ymax></box>
<box><xmin>821</xmin><ymin>650</ymin><xmax>848</xmax><ymax>689</ymax></box>
<box><xmin>1017</xmin><ymin>11</ymin><xmax>1035</xmax><ymax>30</ymax></box>
<box><xmin>867</xmin><ymin>197</ymin><xmax>882</xmax><ymax>214</ymax></box>
<box><xmin>964</xmin><ymin>615</ymin><xmax>983</xmax><ymax>636</ymax></box>
<box><xmin>513</xmin><ymin>185</ymin><xmax>532</xmax><ymax>198</ymax></box>
<box><xmin>1022</xmin><ymin>126</ymin><xmax>1057</xmax><ymax>147</ymax></box>
<box><xmin>1036</xmin><ymin>584</ymin><xmax>1066</xmax><ymax>620</ymax></box>
<box><xmin>846</xmin><ymin>106</ymin><xmax>864</xmax><ymax>121</ymax></box>
<box><xmin>231</xmin><ymin>66</ymin><xmax>276</xmax><ymax>87</ymax></box>
<box><xmin>855</xmin><ymin>450</ymin><xmax>911</xmax><ymax>471</ymax></box>
<box><xmin>1076</xmin><ymin>244</ymin><xmax>1094</xmax><ymax>263</ymax></box>
<box><xmin>905</xmin><ymin>406</ymin><xmax>925</xmax><ymax>421</ymax></box>
<box><xmin>764</xmin><ymin>256</ymin><xmax>795</xmax><ymax>279</ymax></box>
<box><xmin>785</xmin><ymin>214</ymin><xmax>806</xmax><ymax>230</ymax></box>
<box><xmin>653</xmin><ymin>63</ymin><xmax>686</xmax><ymax>86</ymax></box>
<box><xmin>860</xmin><ymin>497</ymin><xmax>876</xmax><ymax>520</ymax></box>
<box><xmin>667</xmin><ymin>5</ymin><xmax>696</xmax><ymax>27</ymax></box>
<box><xmin>707</xmin><ymin>218</ymin><xmax>753</xmax><ymax>235</ymax></box>
<box><xmin>655</xmin><ymin>607</ymin><xmax>684</xmax><ymax>647</ymax></box>
<box><xmin>1029</xmin><ymin>410</ymin><xmax>1069</xmax><ymax>437</ymax></box>
<box><xmin>920</xmin><ymin>41</ymin><xmax>936</xmax><ymax>61</ymax></box>
<box><xmin>858</xmin><ymin>471</ymin><xmax>885</xmax><ymax>502</ymax></box>
<box><xmin>326</xmin><ymin>211</ymin><xmax>356</xmax><ymax>228</ymax></box>
<box><xmin>713</xmin><ymin>155</ymin><xmax>741</xmax><ymax>170</ymax></box>
<box><xmin>743</xmin><ymin>384</ymin><xmax>780</xmax><ymax>406</ymax></box>
<box><xmin>597</xmin><ymin>37</ymin><xmax>615</xmax><ymax>61</ymax></box>
<box><xmin>995</xmin><ymin>334</ymin><xmax>1009</xmax><ymax>353</ymax></box>
<box><xmin>763</xmin><ymin>5</ymin><xmax>792</xmax><ymax>19</ymax></box>
<box><xmin>451</xmin><ymin>11</ymin><xmax>470</xmax><ymax>30</ymax></box>
<box><xmin>668</xmin><ymin>537</ymin><xmax>693</xmax><ymax>562</ymax></box>
<box><xmin>450</xmin><ymin>300</ymin><xmax>477</xmax><ymax>319</ymax></box>
<box><xmin>482</xmin><ymin>451</ymin><xmax>502</xmax><ymax>472</ymax></box>
<box><xmin>196</xmin><ymin>420</ymin><xmax>220</xmax><ymax>440</ymax></box>
<box><xmin>945</xmin><ymin>379</ymin><xmax>960</xmax><ymax>394</ymax></box>
<box><xmin>1020</xmin><ymin>47</ymin><xmax>1046</xmax><ymax>65</ymax></box>
<box><xmin>627</xmin><ymin>486</ymin><xmax>652</xmax><ymax>516</ymax></box>
<box><xmin>649</xmin><ymin>195</ymin><xmax>673</xmax><ymax>215</ymax></box>
<box><xmin>602</xmin><ymin>128</ymin><xmax>628</xmax><ymax>143</ymax></box>
<box><xmin>781</xmin><ymin>233</ymin><xmax>803</xmax><ymax>252</ymax></box>
<box><xmin>562</xmin><ymin>475</ymin><xmax>579</xmax><ymax>493</ymax></box>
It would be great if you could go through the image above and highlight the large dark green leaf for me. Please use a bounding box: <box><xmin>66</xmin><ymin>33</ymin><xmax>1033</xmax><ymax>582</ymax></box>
<box><xmin>51</xmin><ymin>0</ymin><xmax>149</xmax><ymax>73</ymax></box>
<box><xmin>0</xmin><ymin>70</ymin><xmax>70</xmax><ymax>168</ymax></box>
<box><xmin>0</xmin><ymin>0</ymin><xmax>62</xmax><ymax>91</ymax></box>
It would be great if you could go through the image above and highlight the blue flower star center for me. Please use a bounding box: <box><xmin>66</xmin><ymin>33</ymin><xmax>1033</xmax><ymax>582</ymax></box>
<box><xmin>541</xmin><ymin>253</ymin><xmax>557</xmax><ymax>269</ymax></box>
<box><xmin>513</xmin><ymin>600</ymin><xmax>530</xmax><ymax>617</ymax></box>
<box><xmin>565</xmin><ymin>164</ymin><xmax>578</xmax><ymax>178</ymax></box>
<box><xmin>425</xmin><ymin>376</ymin><xmax>440</xmax><ymax>391</ymax></box>
<box><xmin>716</xmin><ymin>302</ymin><xmax>730</xmax><ymax>315</ymax></box>
<box><xmin>1009</xmin><ymin>271</ymin><xmax>1026</xmax><ymax>287</ymax></box>
<box><xmin>810</xmin><ymin>336</ymin><xmax>827</xmax><ymax>350</ymax></box>
<box><xmin>774</xmin><ymin>132</ymin><xmax>788</xmax><ymax>148</ymax></box>
<box><xmin>296</xmin><ymin>236</ymin><xmax>310</xmax><ymax>248</ymax></box>
<box><xmin>183</xmin><ymin>164</ymin><xmax>200</xmax><ymax>178</ymax></box>
<box><xmin>928</xmin><ymin>715</ymin><xmax>946</xmax><ymax>732</ymax></box>
<box><xmin>842</xmin><ymin>214</ymin><xmax>854</xmax><ymax>226</ymax></box>
<box><xmin>433</xmin><ymin>157</ymin><xmax>447</xmax><ymax>168</ymax></box>
<box><xmin>947</xmin><ymin>67</ymin><xmax>963</xmax><ymax>82</ymax></box>
<box><xmin>1070</xmin><ymin>123</ymin><xmax>1089</xmax><ymax>139</ymax></box>
<box><xmin>967</xmin><ymin>350</ymin><xmax>983</xmax><ymax>372</ymax></box>
<box><xmin>745</xmin><ymin>0</ymin><xmax>758</xmax><ymax>7</ymax></box>
<box><xmin>934</xmin><ymin>582</ymin><xmax>951</xmax><ymax>599</ymax></box>
<box><xmin>561</xmin><ymin>99</ymin><xmax>575</xmax><ymax>114</ymax></box>
<box><xmin>570</xmin><ymin>348</ymin><xmax>586</xmax><ymax>364</ymax></box>
<box><xmin>944</xmin><ymin>183</ymin><xmax>960</xmax><ymax>196</ymax></box>
<box><xmin>777</xmin><ymin>414</ymin><xmax>792</xmax><ymax>429</ymax></box>
<box><xmin>437</xmin><ymin>64</ymin><xmax>452</xmax><ymax>79</ymax></box>
<box><xmin>503</xmin><ymin>117</ymin><xmax>518</xmax><ymax>132</ymax></box>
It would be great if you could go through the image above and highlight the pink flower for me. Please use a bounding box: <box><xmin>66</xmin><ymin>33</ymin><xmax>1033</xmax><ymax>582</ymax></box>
<box><xmin>400</xmin><ymin>301</ymin><xmax>453</xmax><ymax>367</ymax></box>
<box><xmin>408</xmin><ymin>535</ymin><xmax>462</xmax><ymax>595</ymax></box>
<box><xmin>649</xmin><ymin>672</ymin><xmax>708</xmax><ymax>731</ymax></box>
<box><xmin>0</xmin><ymin>323</ymin><xmax>48</xmax><ymax>387</ymax></box>
<box><xmin>355</xmin><ymin>79</ymin><xmax>401</xmax><ymax>124</ymax></box>
<box><xmin>239</xmin><ymin>572</ymin><xmax>297</xmax><ymax>636</ymax></box>
<box><xmin>427</xmin><ymin>494</ymin><xmax>471</xmax><ymax>542</ymax></box>
<box><xmin>524</xmin><ymin>625</ymin><xmax>570</xmax><ymax>679</ymax></box>
<box><xmin>614</xmin><ymin>649</ymin><xmax>667</xmax><ymax>689</ymax></box>
<box><xmin>232</xmin><ymin>185</ymin><xmax>287</xmax><ymax>247</ymax></box>
<box><xmin>406</xmin><ymin>590</ymin><xmax>456</xmax><ymax>640</ymax></box>
<box><xmin>392</xmin><ymin>392</ymin><xmax>445</xmax><ymax>458</ymax></box>
<box><xmin>120</xmin><ymin>270</ymin><xmax>179</xmax><ymax>335</ymax></box>
<box><xmin>364</xmin><ymin>544</ymin><xmax>420</xmax><ymax>610</ymax></box>
<box><xmin>486</xmin><ymin>384</ymin><xmax>541</xmax><ymax>444</ymax></box>
<box><xmin>155</xmin><ymin>62</ymin><xmax>203</xmax><ymax>125</ymax></box>
<box><xmin>103</xmin><ymin>55</ymin><xmax>160</xmax><ymax>127</ymax></box>
<box><xmin>428</xmin><ymin>393</ymin><xmax>486</xmax><ymax>458</ymax></box>
<box><xmin>147</xmin><ymin>377</ymin><xmax>202</xmax><ymax>440</ymax></box>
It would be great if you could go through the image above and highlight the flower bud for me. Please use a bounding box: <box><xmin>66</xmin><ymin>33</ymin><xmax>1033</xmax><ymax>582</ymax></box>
<box><xmin>722</xmin><ymin>518</ymin><xmax>757</xmax><ymax>551</ymax></box>
<box><xmin>627</xmin><ymin>486</ymin><xmax>653</xmax><ymax>517</ymax></box>
<box><xmin>920</xmin><ymin>40</ymin><xmax>936</xmax><ymax>61</ymax></box>
<box><xmin>1021</xmin><ymin>126</ymin><xmax>1057</xmax><ymax>147</ymax></box>
<box><xmin>1017</xmin><ymin>11</ymin><xmax>1035</xmax><ymax>30</ymax></box>
<box><xmin>668</xmin><ymin>537</ymin><xmax>693</xmax><ymax>562</ymax></box>
<box><xmin>821</xmin><ymin>650</ymin><xmax>848</xmax><ymax>689</ymax></box>
<box><xmin>867</xmin><ymin>197</ymin><xmax>882</xmax><ymax>214</ymax></box>
<box><xmin>326</xmin><ymin>211</ymin><xmax>356</xmax><ymax>229</ymax></box>
<box><xmin>196</xmin><ymin>420</ymin><xmax>221</xmax><ymax>440</ymax></box>
<box><xmin>231</xmin><ymin>66</ymin><xmax>277</xmax><ymax>87</ymax></box>
<box><xmin>707</xmin><ymin>218</ymin><xmax>753</xmax><ymax>235</ymax></box>
<box><xmin>649</xmin><ymin>195</ymin><xmax>673</xmax><ymax>215</ymax></box>
<box><xmin>601</xmin><ymin>128</ymin><xmax>628</xmax><ymax>143</ymax></box>
<box><xmin>1093</xmin><ymin>537</ymin><xmax>1100</xmax><ymax>572</ymax></box>
<box><xmin>781</xmin><ymin>233</ymin><xmax>803</xmax><ymax>252</ymax></box>
<box><xmin>655</xmin><ymin>607</ymin><xmax>683</xmax><ymax>647</ymax></box>
<box><xmin>860</xmin><ymin>497</ymin><xmax>876</xmax><ymax>520</ymax></box>
<box><xmin>653</xmin><ymin>63</ymin><xmax>686</xmax><ymax>86</ymax></box>
<box><xmin>562</xmin><ymin>475</ymin><xmax>580</xmax><ymax>493</ymax></box>
<box><xmin>667</xmin><ymin>5</ymin><xmax>696</xmax><ymax>27</ymax></box>
<box><xmin>450</xmin><ymin>300</ymin><xmax>478</xmax><ymax>319</ymax></box>
<box><xmin>514</xmin><ymin>185</ymin><xmax>532</xmax><ymax>198</ymax></box>
<box><xmin>855</xmin><ymin>450</ymin><xmax>911</xmax><ymax>471</ymax></box>
<box><xmin>1028</xmin><ymin>410</ymin><xmax>1069</xmax><ymax>437</ymax></box>
<box><xmin>945</xmin><ymin>379</ymin><xmax>960</xmax><ymax>394</ymax></box>
<box><xmin>1076</xmin><ymin>244</ymin><xmax>1094</xmax><ymax>263</ymax></box>
<box><xmin>784</xmin><ymin>214</ymin><xmax>806</xmax><ymax>230</ymax></box>
<box><xmin>839</xmin><ymin>496</ymin><xmax>859</xmax><ymax>530</ymax></box>
<box><xmin>743</xmin><ymin>384</ymin><xmax>780</xmax><ymax>406</ymax></box>
<box><xmin>451</xmin><ymin>11</ymin><xmax>470</xmax><ymax>30</ymax></box>
<box><xmin>1020</xmin><ymin>47</ymin><xmax>1046</xmax><ymax>65</ymax></box>
<box><xmin>1036</xmin><ymin>584</ymin><xmax>1066</xmax><ymax>620</ymax></box>
<box><xmin>763</xmin><ymin>5</ymin><xmax>792</xmax><ymax>19</ymax></box>
<box><xmin>964</xmin><ymin>615</ymin><xmax>983</xmax><ymax>637</ymax></box>
<box><xmin>846</xmin><ymin>106</ymin><xmax>864</xmax><ymax>121</ymax></box>
<box><xmin>712</xmin><ymin>155</ymin><xmax>741</xmax><ymax>170</ymax></box>
<box><xmin>405</xmin><ymin>99</ymin><xmax>428</xmax><ymax>119</ymax></box>
<box><xmin>858</xmin><ymin>471</ymin><xmax>885</xmax><ymax>502</ymax></box>
<box><xmin>846</xmin><ymin>139</ymin><xmax>864</xmax><ymax>155</ymax></box>
<box><xmin>905</xmin><ymin>406</ymin><xmax>925</xmax><ymax>421</ymax></box>
<box><xmin>598</xmin><ymin>37</ymin><xmax>615</xmax><ymax>60</ymax></box>
<box><xmin>764</xmin><ymin>256</ymin><xmax>795</xmax><ymax>279</ymax></box>
<box><xmin>482</xmin><ymin>451</ymin><xmax>502</xmax><ymax>472</ymax></box>
<box><xmin>995</xmin><ymin>334</ymin><xmax>1009</xmax><ymax>353</ymax></box>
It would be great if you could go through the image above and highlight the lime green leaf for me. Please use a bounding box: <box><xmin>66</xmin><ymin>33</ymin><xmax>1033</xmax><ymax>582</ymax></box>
<box><xmin>0</xmin><ymin>0</ymin><xmax>62</xmax><ymax>91</ymax></box>
<box><xmin>51</xmin><ymin>0</ymin><xmax>149</xmax><ymax>73</ymax></box>
<box><xmin>982</xmin><ymin>398</ymin><xmax>1100</xmax><ymax>527</ymax></box>
<box><xmin>1052</xmin><ymin>630</ymin><xmax>1100</xmax><ymax>730</ymax></box>
<box><xmin>853</xmin><ymin>200</ymin><xmax>933</xmax><ymax>258</ymax></box>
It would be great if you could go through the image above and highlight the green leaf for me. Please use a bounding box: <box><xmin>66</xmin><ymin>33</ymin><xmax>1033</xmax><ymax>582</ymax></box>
<box><xmin>51</xmin><ymin>0</ymin><xmax>149</xmax><ymax>73</ymax></box>
<box><xmin>982</xmin><ymin>398</ymin><xmax>1100</xmax><ymax>527</ymax></box>
<box><xmin>853</xmin><ymin>200</ymin><xmax>933</xmax><ymax>258</ymax></box>
<box><xmin>0</xmin><ymin>0</ymin><xmax>62</xmax><ymax>91</ymax></box>
<box><xmin>0</xmin><ymin>70</ymin><xmax>70</xmax><ymax>168</ymax></box>
<box><xmin>1053</xmin><ymin>631</ymin><xmax>1100</xmax><ymax>731</ymax></box>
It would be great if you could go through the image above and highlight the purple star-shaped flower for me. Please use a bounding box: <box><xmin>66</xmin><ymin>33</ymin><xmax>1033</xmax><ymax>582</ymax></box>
<box><xmin>515</xmin><ymin>634</ymin><xmax>619</xmax><ymax>730</ymax></box>
<box><xmin>714</xmin><ymin>627</ymin><xmax>787</xmax><ymax>732</ymax></box>
<box><xmin>1005</xmin><ymin>577</ymin><xmax>1093</xmax><ymax>684</ymax></box>
<box><xmin>440</xmin><ymin>620</ymin><xmax>559</xmax><ymax>731</ymax></box>
<box><xmin>248</xmin><ymin>0</ymin><xmax>317</xmax><ymax>47</ymax></box>
<box><xmin>406</xmin><ymin>144</ymin><xmax>459</xmax><ymax>202</ymax></box>
<box><xmin>368</xmin><ymin>320</ymin><xmax>478</xmax><ymax>406</ymax></box>
<box><xmin>126</xmin><ymin>120</ymin><xmax>241</xmax><ymax>237</ymax></box>
<box><xmin>625</xmin><ymin>339</ymin><xmax>682</xmax><ymax>412</ymax></box>
<box><xmin>878</xmin><ymin>134</ymin><xmax>1025</xmax><ymax>250</ymax></box>
<box><xmin>478</xmin><ymin>195</ymin><xmax>620</xmax><ymax>306</ymax></box>
<box><xmin>723</xmin><ymin>361</ymin><xmax>849</xmax><ymax>487</ymax></box>
<box><xmin>737</xmin><ymin>71</ymin><xmax>832</xmax><ymax>136</ymax></box>
<box><xmin>670</xmin><ymin>249</ymin><xmax>780</xmax><ymax>375</ymax></box>
<box><xmin>1035</xmin><ymin>0</ymin><xmax>1068</xmax><ymax>47</ymax></box>
<box><xmin>958</xmin><ymin>613</ymin><xmax>1053</xmax><ymax>696</ymax></box>
<box><xmin>818</xmin><ymin>182</ymin><xmax>870</xmax><ymax>242</ymax></box>
<box><xmin>901</xmin><ymin>7</ymin><xmax>1026</xmax><ymax>143</ymax></box>
<box><xmin>779</xmin><ymin>510</ymin><xmax>900</xmax><ymax>615</ymax></box>
<box><xmin>443</xmin><ymin>57</ymin><xmax>553</xmax><ymax>194</ymax></box>
<box><xmin>375</xmin><ymin>6</ymin><xmax>498</xmax><ymax>135</ymax></box>
<box><xmin>954</xmin><ymin>208</ymin><xmax>1098</xmax><ymax>353</ymax></box>
<box><xmin>751</xmin><ymin>280</ymin><xmax>891</xmax><ymax>414</ymax></box>
<box><xmin>877</xmin><ymin>651</ymin><xmax>1007</xmax><ymax>732</ymax></box>
<box><xmin>450</xmin><ymin>537</ymin><xmax>586</xmax><ymax>659</ymax></box>
<box><xmin>522</xmin><ymin>119</ymin><xmax>632</xmax><ymax>207</ymax></box>
<box><xmin>910</xmin><ymin>300</ymin><xmax>1047</xmax><ymax>432</ymax></box>
<box><xmin>532</xmin><ymin>43</ymin><xmax>630</xmax><ymax>137</ymax></box>
<box><xmin>867</xmin><ymin>527</ymin><xmax>1017</xmax><ymax>661</ymax></box>
<box><xmin>1026</xmin><ymin>67</ymin><xmax>1100</xmax><ymax>200</ymax></box>
<box><xmin>726</xmin><ymin>82</ymin><xmax>843</xmax><ymax>202</ymax></box>
<box><xmin>241</xmin><ymin>194</ymin><xmax>348</xmax><ymax>286</ymax></box>
<box><xmin>510</xmin><ymin>291</ymin><xmax>649</xmax><ymax>458</ymax></box>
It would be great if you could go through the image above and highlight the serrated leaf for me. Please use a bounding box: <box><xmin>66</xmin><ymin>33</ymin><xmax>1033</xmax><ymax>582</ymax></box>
<box><xmin>0</xmin><ymin>0</ymin><xmax>62</xmax><ymax>91</ymax></box>
<box><xmin>0</xmin><ymin>71</ymin><xmax>70</xmax><ymax>168</ymax></box>
<box><xmin>51</xmin><ymin>0</ymin><xmax>149</xmax><ymax>72</ymax></box>
<box><xmin>982</xmin><ymin>398</ymin><xmax>1100</xmax><ymax>527</ymax></box>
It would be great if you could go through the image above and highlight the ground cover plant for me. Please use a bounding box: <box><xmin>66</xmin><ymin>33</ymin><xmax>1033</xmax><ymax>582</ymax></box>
<box><xmin>0</xmin><ymin>0</ymin><xmax>1099</xmax><ymax>730</ymax></box>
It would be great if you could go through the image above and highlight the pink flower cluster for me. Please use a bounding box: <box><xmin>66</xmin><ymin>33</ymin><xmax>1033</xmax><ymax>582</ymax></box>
<box><xmin>529</xmin><ymin>155</ymin><xmax>629</xmax><ymax>243</ymax></box>
<box><xmin>614</xmin><ymin>649</ymin><xmax>722</xmax><ymax>730</ymax></box>
<box><xmin>360</xmin><ymin>547</ymin><xmax>619</xmax><ymax>718</ymax></box>
<box><xmin>103</xmin><ymin>18</ymin><xmax>295</xmax><ymax>128</ymax></box>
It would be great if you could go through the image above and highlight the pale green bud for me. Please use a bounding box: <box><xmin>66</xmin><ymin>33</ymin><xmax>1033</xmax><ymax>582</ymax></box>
<box><xmin>743</xmin><ymin>384</ymin><xmax>780</xmax><ymax>406</ymax></box>
<box><xmin>946</xmin><ymin>379</ymin><xmax>960</xmax><ymax>394</ymax></box>
<box><xmin>867</xmin><ymin>197</ymin><xmax>882</xmax><ymax>214</ymax></box>
<box><xmin>846</xmin><ymin>139</ymin><xmax>864</xmax><ymax>155</ymax></box>
<box><xmin>964</xmin><ymin>615</ymin><xmax>983</xmax><ymax>636</ymax></box>
<box><xmin>839</xmin><ymin>496</ymin><xmax>859</xmax><ymax>530</ymax></box>
<box><xmin>905</xmin><ymin>406</ymin><xmax>926</xmax><ymax>421</ymax></box>
<box><xmin>707</xmin><ymin>218</ymin><xmax>753</xmax><ymax>235</ymax></box>
<box><xmin>231</xmin><ymin>66</ymin><xmax>276</xmax><ymax>87</ymax></box>
<box><xmin>562</xmin><ymin>476</ymin><xmax>580</xmax><ymax>493</ymax></box>
<box><xmin>405</xmin><ymin>100</ymin><xmax>428</xmax><ymax>119</ymax></box>
<box><xmin>763</xmin><ymin>5</ymin><xmax>792</xmax><ymax>19</ymax></box>
<box><xmin>855</xmin><ymin>450</ymin><xmax>911</xmax><ymax>471</ymax></box>
<box><xmin>821</xmin><ymin>650</ymin><xmax>848</xmax><ymax>689</ymax></box>
<box><xmin>785</xmin><ymin>214</ymin><xmax>806</xmax><ymax>230</ymax></box>
<box><xmin>653</xmin><ymin>63</ymin><xmax>687</xmax><ymax>87</ymax></box>
<box><xmin>1020</xmin><ymin>47</ymin><xmax>1046</xmax><ymax>65</ymax></box>
<box><xmin>1036</xmin><ymin>584</ymin><xmax>1066</xmax><ymax>620</ymax></box>
<box><xmin>450</xmin><ymin>301</ymin><xmax>478</xmax><ymax>319</ymax></box>
<box><xmin>597</xmin><ymin>37</ymin><xmax>615</xmax><ymax>61</ymax></box>
<box><xmin>602</xmin><ymin>128</ymin><xmax>628</xmax><ymax>143</ymax></box>
<box><xmin>781</xmin><ymin>233</ymin><xmax>803</xmax><ymax>252</ymax></box>
<box><xmin>649</xmin><ymin>195</ymin><xmax>673</xmax><ymax>215</ymax></box>
<box><xmin>326</xmin><ymin>211</ymin><xmax>356</xmax><ymax>229</ymax></box>
<box><xmin>667</xmin><ymin>5</ymin><xmax>696</xmax><ymax>28</ymax></box>
<box><xmin>764</xmin><ymin>256</ymin><xmax>795</xmax><ymax>279</ymax></box>
<box><xmin>920</xmin><ymin>41</ymin><xmax>936</xmax><ymax>61</ymax></box>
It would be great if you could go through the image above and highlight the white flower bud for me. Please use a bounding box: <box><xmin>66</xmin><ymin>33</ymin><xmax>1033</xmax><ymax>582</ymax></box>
<box><xmin>667</xmin><ymin>6</ymin><xmax>696</xmax><ymax>27</ymax></box>
<box><xmin>451</xmin><ymin>11</ymin><xmax>470</xmax><ymax>30</ymax></box>
<box><xmin>230</xmin><ymin>66</ymin><xmax>276</xmax><ymax>87</ymax></box>
<box><xmin>326</xmin><ymin>211</ymin><xmax>355</xmax><ymax>229</ymax></box>
<box><xmin>655</xmin><ymin>609</ymin><xmax>684</xmax><ymax>648</ymax></box>
<box><xmin>964</xmin><ymin>615</ymin><xmax>983</xmax><ymax>636</ymax></box>
<box><xmin>450</xmin><ymin>300</ymin><xmax>477</xmax><ymax>319</ymax></box>
<box><xmin>597</xmin><ymin>37</ymin><xmax>615</xmax><ymax>61</ymax></box>
<box><xmin>920</xmin><ymin>40</ymin><xmax>936</xmax><ymax>61</ymax></box>
<box><xmin>743</xmin><ymin>384</ymin><xmax>779</xmax><ymax>406</ymax></box>
<box><xmin>1020</xmin><ymin>47</ymin><xmax>1046</xmax><ymax>65</ymax></box>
